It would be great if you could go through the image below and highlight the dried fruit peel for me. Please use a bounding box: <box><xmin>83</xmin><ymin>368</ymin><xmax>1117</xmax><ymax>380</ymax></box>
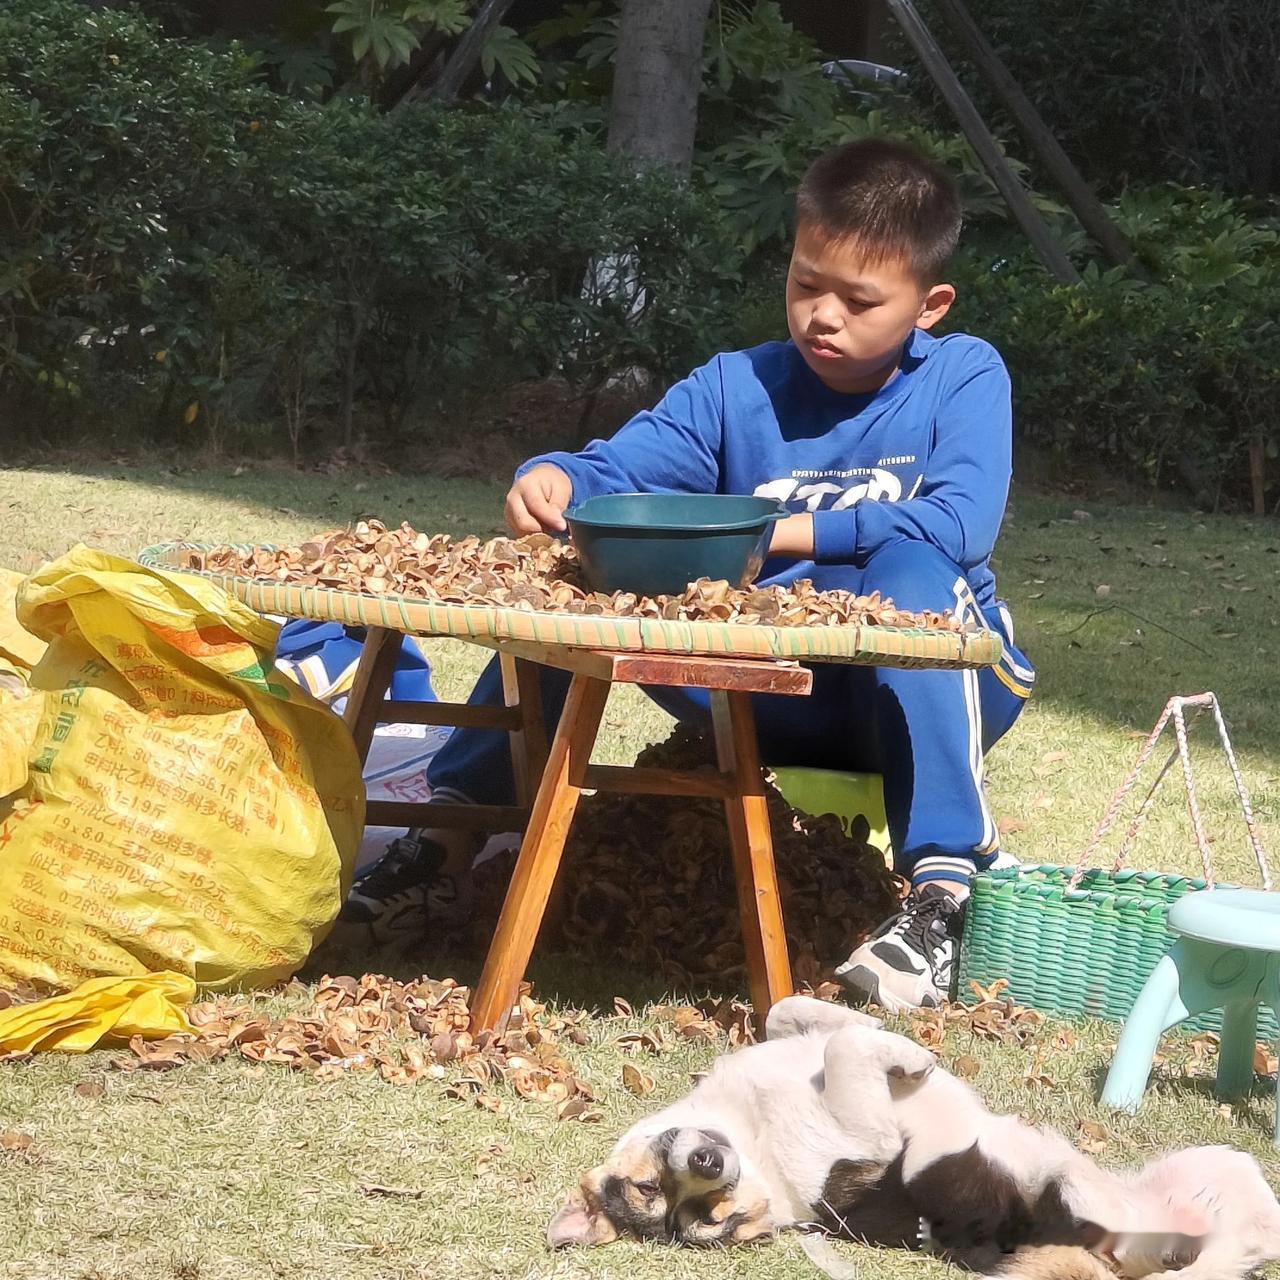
<box><xmin>191</xmin><ymin>522</ymin><xmax>963</xmax><ymax>633</ymax></box>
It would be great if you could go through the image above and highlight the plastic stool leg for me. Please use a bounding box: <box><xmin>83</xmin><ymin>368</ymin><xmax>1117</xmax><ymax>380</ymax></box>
<box><xmin>1273</xmin><ymin>1039</ymin><xmax>1280</xmax><ymax>1152</ymax></box>
<box><xmin>1217</xmin><ymin>1000</ymin><xmax>1259</xmax><ymax>1099</ymax></box>
<box><xmin>1266</xmin><ymin>1006</ymin><xmax>1280</xmax><ymax>1152</ymax></box>
<box><xmin>1102</xmin><ymin>952</ymin><xmax>1183</xmax><ymax>1112</ymax></box>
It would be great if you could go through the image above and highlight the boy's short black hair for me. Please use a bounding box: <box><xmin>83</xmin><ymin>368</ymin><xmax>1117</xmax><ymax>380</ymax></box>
<box><xmin>795</xmin><ymin>138</ymin><xmax>962</xmax><ymax>283</ymax></box>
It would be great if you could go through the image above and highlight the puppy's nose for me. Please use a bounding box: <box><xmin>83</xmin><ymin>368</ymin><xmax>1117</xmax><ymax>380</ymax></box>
<box><xmin>689</xmin><ymin>1146</ymin><xmax>724</xmax><ymax>1179</ymax></box>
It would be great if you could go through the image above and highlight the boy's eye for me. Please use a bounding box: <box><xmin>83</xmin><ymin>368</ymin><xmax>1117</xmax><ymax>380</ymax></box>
<box><xmin>793</xmin><ymin>278</ymin><xmax>816</xmax><ymax>291</ymax></box>
<box><xmin>846</xmin><ymin>298</ymin><xmax>873</xmax><ymax>309</ymax></box>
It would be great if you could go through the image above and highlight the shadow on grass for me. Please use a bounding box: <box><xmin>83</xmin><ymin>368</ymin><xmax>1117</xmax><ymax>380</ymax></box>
<box><xmin>992</xmin><ymin>494</ymin><xmax>1280</xmax><ymax>763</ymax></box>
<box><xmin>1084</xmin><ymin>1058</ymin><xmax>1277</xmax><ymax>1124</ymax></box>
<box><xmin>82</xmin><ymin>460</ymin><xmax>506</xmax><ymax>538</ymax></box>
<box><xmin>301</xmin><ymin>936</ymin><xmax>746</xmax><ymax>1016</ymax></box>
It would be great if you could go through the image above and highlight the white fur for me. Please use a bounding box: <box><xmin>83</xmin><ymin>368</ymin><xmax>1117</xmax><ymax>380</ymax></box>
<box><xmin>592</xmin><ymin>996</ymin><xmax>1280</xmax><ymax>1278</ymax></box>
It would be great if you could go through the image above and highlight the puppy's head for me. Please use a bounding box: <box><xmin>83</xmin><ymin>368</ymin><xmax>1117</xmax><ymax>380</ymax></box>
<box><xmin>548</xmin><ymin>1126</ymin><xmax>775</xmax><ymax>1249</ymax></box>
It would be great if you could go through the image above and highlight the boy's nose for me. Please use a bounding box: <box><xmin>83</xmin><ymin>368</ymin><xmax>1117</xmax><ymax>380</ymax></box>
<box><xmin>809</xmin><ymin>297</ymin><xmax>843</xmax><ymax>331</ymax></box>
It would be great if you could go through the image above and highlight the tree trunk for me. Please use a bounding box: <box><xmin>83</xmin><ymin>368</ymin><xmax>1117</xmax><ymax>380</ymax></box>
<box><xmin>1249</xmin><ymin>435</ymin><xmax>1267</xmax><ymax>517</ymax></box>
<box><xmin>341</xmin><ymin>309</ymin><xmax>365</xmax><ymax>449</ymax></box>
<box><xmin>607</xmin><ymin>0</ymin><xmax>711</xmax><ymax>174</ymax></box>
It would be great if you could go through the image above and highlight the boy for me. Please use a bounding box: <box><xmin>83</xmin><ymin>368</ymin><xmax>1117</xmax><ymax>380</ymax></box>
<box><xmin>339</xmin><ymin>138</ymin><xmax>1035</xmax><ymax>1012</ymax></box>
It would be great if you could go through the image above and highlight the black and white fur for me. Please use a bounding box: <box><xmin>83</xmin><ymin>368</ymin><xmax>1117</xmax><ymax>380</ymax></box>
<box><xmin>550</xmin><ymin>995</ymin><xmax>1280</xmax><ymax>1278</ymax></box>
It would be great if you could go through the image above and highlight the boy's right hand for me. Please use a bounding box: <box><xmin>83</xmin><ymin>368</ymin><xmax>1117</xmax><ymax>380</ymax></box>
<box><xmin>505</xmin><ymin>464</ymin><xmax>573</xmax><ymax>535</ymax></box>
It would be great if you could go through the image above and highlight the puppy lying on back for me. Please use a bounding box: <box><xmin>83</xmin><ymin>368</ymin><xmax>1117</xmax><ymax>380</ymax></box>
<box><xmin>549</xmin><ymin>995</ymin><xmax>1280</xmax><ymax>1278</ymax></box>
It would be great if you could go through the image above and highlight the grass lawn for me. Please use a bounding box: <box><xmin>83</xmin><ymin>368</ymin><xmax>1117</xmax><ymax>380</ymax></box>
<box><xmin>2</xmin><ymin>457</ymin><xmax>1279</xmax><ymax>1280</ymax></box>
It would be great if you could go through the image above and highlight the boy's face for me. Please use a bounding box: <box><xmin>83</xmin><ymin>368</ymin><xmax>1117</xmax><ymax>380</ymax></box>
<box><xmin>785</xmin><ymin>223</ymin><xmax>955</xmax><ymax>394</ymax></box>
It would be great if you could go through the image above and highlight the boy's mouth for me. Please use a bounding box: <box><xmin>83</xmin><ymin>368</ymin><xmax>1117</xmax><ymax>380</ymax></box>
<box><xmin>806</xmin><ymin>338</ymin><xmax>844</xmax><ymax>360</ymax></box>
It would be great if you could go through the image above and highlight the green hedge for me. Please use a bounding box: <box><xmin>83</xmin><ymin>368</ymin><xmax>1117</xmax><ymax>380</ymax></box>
<box><xmin>950</xmin><ymin>188</ymin><xmax>1280</xmax><ymax>508</ymax></box>
<box><xmin>0</xmin><ymin>0</ymin><xmax>740</xmax><ymax>452</ymax></box>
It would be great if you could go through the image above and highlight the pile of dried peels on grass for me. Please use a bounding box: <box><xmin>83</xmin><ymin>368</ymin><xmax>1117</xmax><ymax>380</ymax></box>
<box><xmin>101</xmin><ymin>975</ymin><xmax>757</xmax><ymax>1120</ymax></box>
<box><xmin>188</xmin><ymin>522</ymin><xmax>962</xmax><ymax>632</ymax></box>
<box><xmin>465</xmin><ymin>726</ymin><xmax>906</xmax><ymax>991</ymax></box>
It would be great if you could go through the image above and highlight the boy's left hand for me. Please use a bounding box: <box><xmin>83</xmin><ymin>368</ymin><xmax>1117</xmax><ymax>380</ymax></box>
<box><xmin>768</xmin><ymin>513</ymin><xmax>814</xmax><ymax>557</ymax></box>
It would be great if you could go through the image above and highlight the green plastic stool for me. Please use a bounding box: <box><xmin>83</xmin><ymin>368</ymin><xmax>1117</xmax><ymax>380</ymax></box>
<box><xmin>1101</xmin><ymin>887</ymin><xmax>1280</xmax><ymax>1146</ymax></box>
<box><xmin>769</xmin><ymin>767</ymin><xmax>890</xmax><ymax>855</ymax></box>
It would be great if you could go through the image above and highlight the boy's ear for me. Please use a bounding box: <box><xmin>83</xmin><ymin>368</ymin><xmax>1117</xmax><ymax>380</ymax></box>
<box><xmin>916</xmin><ymin>283</ymin><xmax>956</xmax><ymax>331</ymax></box>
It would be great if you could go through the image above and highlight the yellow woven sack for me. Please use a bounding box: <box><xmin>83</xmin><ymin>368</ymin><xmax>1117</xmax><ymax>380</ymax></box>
<box><xmin>0</xmin><ymin>971</ymin><xmax>196</xmax><ymax>1053</ymax></box>
<box><xmin>0</xmin><ymin>546</ymin><xmax>364</xmax><ymax>991</ymax></box>
<box><xmin>1</xmin><ymin>567</ymin><xmax>46</xmax><ymax>798</ymax></box>
<box><xmin>0</xmin><ymin>567</ymin><xmax>47</xmax><ymax>675</ymax></box>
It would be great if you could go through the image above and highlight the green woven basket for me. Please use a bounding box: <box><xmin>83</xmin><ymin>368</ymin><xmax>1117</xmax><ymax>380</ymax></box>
<box><xmin>957</xmin><ymin>863</ymin><xmax>1277</xmax><ymax>1037</ymax></box>
<box><xmin>957</xmin><ymin>694</ymin><xmax>1274</xmax><ymax>1037</ymax></box>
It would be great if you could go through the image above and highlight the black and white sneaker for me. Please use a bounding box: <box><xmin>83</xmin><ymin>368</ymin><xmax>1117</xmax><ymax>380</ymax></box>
<box><xmin>835</xmin><ymin>884</ymin><xmax>966</xmax><ymax>1012</ymax></box>
<box><xmin>336</xmin><ymin>831</ymin><xmax>472</xmax><ymax>943</ymax></box>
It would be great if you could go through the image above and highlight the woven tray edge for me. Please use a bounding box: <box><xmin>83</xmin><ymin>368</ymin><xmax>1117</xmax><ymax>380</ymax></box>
<box><xmin>136</xmin><ymin>540</ymin><xmax>1004</xmax><ymax>670</ymax></box>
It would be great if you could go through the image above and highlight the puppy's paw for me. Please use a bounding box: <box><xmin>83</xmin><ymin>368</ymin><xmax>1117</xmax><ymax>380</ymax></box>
<box><xmin>886</xmin><ymin>1040</ymin><xmax>937</xmax><ymax>1085</ymax></box>
<box><xmin>765</xmin><ymin>995</ymin><xmax>881</xmax><ymax>1040</ymax></box>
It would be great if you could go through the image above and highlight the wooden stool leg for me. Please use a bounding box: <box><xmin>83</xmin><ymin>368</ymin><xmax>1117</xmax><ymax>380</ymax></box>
<box><xmin>342</xmin><ymin>626</ymin><xmax>402</xmax><ymax>764</ymax></box>
<box><xmin>501</xmin><ymin>654</ymin><xmax>548</xmax><ymax>807</ymax></box>
<box><xmin>470</xmin><ymin>673</ymin><xmax>610</xmax><ymax>1033</ymax></box>
<box><xmin>711</xmin><ymin>690</ymin><xmax>793</xmax><ymax>1029</ymax></box>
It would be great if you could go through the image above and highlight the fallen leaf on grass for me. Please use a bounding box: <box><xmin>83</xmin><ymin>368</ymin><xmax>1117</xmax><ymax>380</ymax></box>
<box><xmin>968</xmin><ymin>979</ymin><xmax>1010</xmax><ymax>1003</ymax></box>
<box><xmin>1188</xmin><ymin>1032</ymin><xmax>1218</xmax><ymax>1055</ymax></box>
<box><xmin>1024</xmin><ymin>1052</ymin><xmax>1056</xmax><ymax>1089</ymax></box>
<box><xmin>997</xmin><ymin>817</ymin><xmax>1027</xmax><ymax>837</ymax></box>
<box><xmin>622</xmin><ymin>1063</ymin><xmax>655</xmax><ymax>1097</ymax></box>
<box><xmin>661</xmin><ymin>1006</ymin><xmax>719</xmax><ymax>1042</ymax></box>
<box><xmin>556</xmin><ymin>1098</ymin><xmax>602</xmax><ymax>1123</ymax></box>
<box><xmin>616</xmin><ymin>1028</ymin><xmax>666</xmax><ymax>1055</ymax></box>
<box><xmin>953</xmin><ymin>1056</ymin><xmax>981</xmax><ymax>1079</ymax></box>
<box><xmin>612</xmin><ymin>997</ymin><xmax>634</xmax><ymax>1018</ymax></box>
<box><xmin>1077</xmin><ymin>1121</ymin><xmax>1110</xmax><ymax>1154</ymax></box>
<box><xmin>360</xmin><ymin>1184</ymin><xmax>424</xmax><ymax>1199</ymax></box>
<box><xmin>0</xmin><ymin>1131</ymin><xmax>33</xmax><ymax>1153</ymax></box>
<box><xmin>910</xmin><ymin>1013</ymin><xmax>945</xmax><ymax>1049</ymax></box>
<box><xmin>115</xmin><ymin>1034</ymin><xmax>199</xmax><ymax>1071</ymax></box>
<box><xmin>510</xmin><ymin>1067</ymin><xmax>570</xmax><ymax>1104</ymax></box>
<box><xmin>73</xmin><ymin>1080</ymin><xmax>105</xmax><ymax>1099</ymax></box>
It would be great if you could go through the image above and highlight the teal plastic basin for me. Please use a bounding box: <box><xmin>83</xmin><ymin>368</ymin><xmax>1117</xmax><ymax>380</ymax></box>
<box><xmin>566</xmin><ymin>493</ymin><xmax>787</xmax><ymax>597</ymax></box>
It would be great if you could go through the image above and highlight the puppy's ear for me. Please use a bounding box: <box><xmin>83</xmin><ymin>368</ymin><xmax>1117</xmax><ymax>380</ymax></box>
<box><xmin>547</xmin><ymin>1191</ymin><xmax>620</xmax><ymax>1249</ymax></box>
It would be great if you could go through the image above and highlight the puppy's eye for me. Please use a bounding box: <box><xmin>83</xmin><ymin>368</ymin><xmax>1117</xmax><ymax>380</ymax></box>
<box><xmin>634</xmin><ymin>1180</ymin><xmax>662</xmax><ymax>1198</ymax></box>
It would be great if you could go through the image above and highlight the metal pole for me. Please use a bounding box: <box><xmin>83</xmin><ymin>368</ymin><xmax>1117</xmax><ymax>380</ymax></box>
<box><xmin>427</xmin><ymin>0</ymin><xmax>517</xmax><ymax>103</ymax></box>
<box><xmin>932</xmin><ymin>0</ymin><xmax>1143</xmax><ymax>274</ymax></box>
<box><xmin>885</xmin><ymin>0</ymin><xmax>1080</xmax><ymax>284</ymax></box>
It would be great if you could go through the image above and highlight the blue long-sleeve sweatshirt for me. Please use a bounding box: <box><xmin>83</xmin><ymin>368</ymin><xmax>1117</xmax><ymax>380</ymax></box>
<box><xmin>518</xmin><ymin>328</ymin><xmax>1012</xmax><ymax>612</ymax></box>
